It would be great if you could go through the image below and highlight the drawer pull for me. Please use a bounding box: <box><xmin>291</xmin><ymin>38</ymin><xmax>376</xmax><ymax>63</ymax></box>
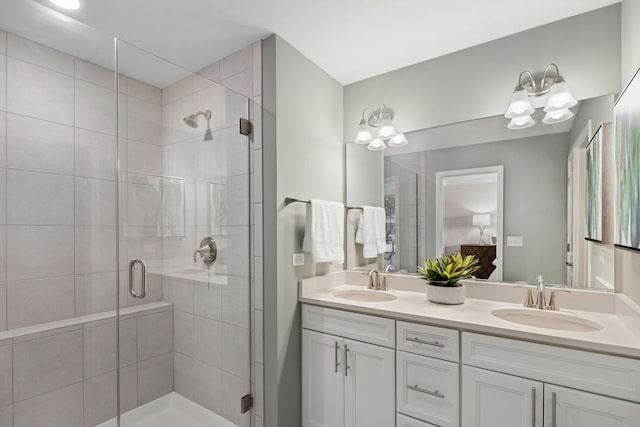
<box><xmin>334</xmin><ymin>341</ymin><xmax>341</xmax><ymax>373</ymax></box>
<box><xmin>407</xmin><ymin>336</ymin><xmax>445</xmax><ymax>348</ymax></box>
<box><xmin>407</xmin><ymin>384</ymin><xmax>445</xmax><ymax>399</ymax></box>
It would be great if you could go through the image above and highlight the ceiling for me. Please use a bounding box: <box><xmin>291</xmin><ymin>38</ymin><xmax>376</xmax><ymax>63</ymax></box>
<box><xmin>0</xmin><ymin>0</ymin><xmax>621</xmax><ymax>87</ymax></box>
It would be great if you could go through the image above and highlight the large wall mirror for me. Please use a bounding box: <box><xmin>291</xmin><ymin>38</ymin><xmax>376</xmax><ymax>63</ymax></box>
<box><xmin>346</xmin><ymin>94</ymin><xmax>616</xmax><ymax>290</ymax></box>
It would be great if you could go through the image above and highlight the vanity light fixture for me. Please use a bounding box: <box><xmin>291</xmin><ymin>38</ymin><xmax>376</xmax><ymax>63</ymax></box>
<box><xmin>505</xmin><ymin>64</ymin><xmax>577</xmax><ymax>129</ymax></box>
<box><xmin>354</xmin><ymin>104</ymin><xmax>408</xmax><ymax>150</ymax></box>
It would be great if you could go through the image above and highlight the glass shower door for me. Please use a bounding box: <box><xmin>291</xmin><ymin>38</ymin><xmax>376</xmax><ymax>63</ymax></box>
<box><xmin>116</xmin><ymin>40</ymin><xmax>253</xmax><ymax>426</ymax></box>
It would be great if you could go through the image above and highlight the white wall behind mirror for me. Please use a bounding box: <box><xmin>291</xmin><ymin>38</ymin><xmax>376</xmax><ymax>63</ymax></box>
<box><xmin>344</xmin><ymin>4</ymin><xmax>621</xmax><ymax>291</ymax></box>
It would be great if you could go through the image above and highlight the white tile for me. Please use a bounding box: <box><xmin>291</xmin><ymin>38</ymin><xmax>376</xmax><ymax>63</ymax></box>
<box><xmin>254</xmin><ymin>150</ymin><xmax>263</xmax><ymax>203</ymax></box>
<box><xmin>7</xmin><ymin>225</ymin><xmax>74</xmax><ymax>280</ymax></box>
<box><xmin>138</xmin><ymin>353</ymin><xmax>173</xmax><ymax>405</ymax></box>
<box><xmin>7</xmin><ymin>58</ymin><xmax>74</xmax><ymax>125</ymax></box>
<box><xmin>222</xmin><ymin>323</ymin><xmax>250</xmax><ymax>380</ymax></box>
<box><xmin>192</xmin><ymin>84</ymin><xmax>224</xmax><ymax>131</ymax></box>
<box><xmin>127</xmin><ymin>140</ymin><xmax>162</xmax><ymax>175</ymax></box>
<box><xmin>163</xmin><ymin>277</ymin><xmax>194</xmax><ymax>313</ymax></box>
<box><xmin>193</xmin><ymin>360</ymin><xmax>222</xmax><ymax>414</ymax></box>
<box><xmin>138</xmin><ymin>309</ymin><xmax>173</xmax><ymax>360</ymax></box>
<box><xmin>7</xmin><ymin>170</ymin><xmax>74</xmax><ymax>225</ymax></box>
<box><xmin>128</xmin><ymin>96</ymin><xmax>162</xmax><ymax>144</ymax></box>
<box><xmin>194</xmin><ymin>283</ymin><xmax>222</xmax><ymax>320</ymax></box>
<box><xmin>74</xmin><ymin>226</ymin><xmax>117</xmax><ymax>274</ymax></box>
<box><xmin>75</xmin><ymin>177</ymin><xmax>116</xmax><ymax>226</ymax></box>
<box><xmin>0</xmin><ymin>56</ymin><xmax>5</xmax><ymax>112</ymax></box>
<box><xmin>226</xmin><ymin>174</ymin><xmax>250</xmax><ymax>227</ymax></box>
<box><xmin>254</xmin><ymin>309</ymin><xmax>263</xmax><ymax>364</ymax></box>
<box><xmin>7</xmin><ymin>34</ymin><xmax>74</xmax><ymax>75</ymax></box>
<box><xmin>0</xmin><ymin>32</ymin><xmax>5</xmax><ymax>55</ymax></box>
<box><xmin>84</xmin><ymin>365</ymin><xmax>136</xmax><ymax>426</ymax></box>
<box><xmin>0</xmin><ymin>346</ymin><xmax>11</xmax><ymax>407</ymax></box>
<box><xmin>215</xmin><ymin>226</ymin><xmax>250</xmax><ymax>277</ymax></box>
<box><xmin>13</xmin><ymin>329</ymin><xmax>83</xmax><ymax>401</ymax></box>
<box><xmin>162</xmin><ymin>96</ymin><xmax>195</xmax><ymax>145</ymax></box>
<box><xmin>6</xmin><ymin>113</ymin><xmax>74</xmax><ymax>174</ymax></box>
<box><xmin>222</xmin><ymin>276</ymin><xmax>250</xmax><ymax>329</ymax></box>
<box><xmin>255</xmin><ymin>256</ymin><xmax>263</xmax><ymax>311</ymax></box>
<box><xmin>255</xmin><ymin>205</ymin><xmax>263</xmax><ymax>257</ymax></box>
<box><xmin>0</xmin><ymin>172</ymin><xmax>5</xmax><ymax>225</ymax></box>
<box><xmin>162</xmin><ymin>75</ymin><xmax>192</xmax><ymax>105</ymax></box>
<box><xmin>75</xmin><ymin>58</ymin><xmax>114</xmax><ymax>90</ymax></box>
<box><xmin>174</xmin><ymin>310</ymin><xmax>194</xmax><ymax>357</ymax></box>
<box><xmin>163</xmin><ymin>138</ymin><xmax>197</xmax><ymax>179</ymax></box>
<box><xmin>128</xmin><ymin>78</ymin><xmax>161</xmax><ymax>105</ymax></box>
<box><xmin>221</xmin><ymin>124</ymin><xmax>250</xmax><ymax>177</ymax></box>
<box><xmin>222</xmin><ymin>371</ymin><xmax>251</xmax><ymax>427</ymax></box>
<box><xmin>221</xmin><ymin>68</ymin><xmax>253</xmax><ymax>99</ymax></box>
<box><xmin>253</xmin><ymin>42</ymin><xmax>262</xmax><ymax>97</ymax></box>
<box><xmin>220</xmin><ymin>46</ymin><xmax>253</xmax><ymax>81</ymax></box>
<box><xmin>124</xmin><ymin>181</ymin><xmax>162</xmax><ymax>227</ymax></box>
<box><xmin>194</xmin><ymin>315</ymin><xmax>222</xmax><ymax>367</ymax></box>
<box><xmin>174</xmin><ymin>352</ymin><xmax>194</xmax><ymax>400</ymax></box>
<box><xmin>7</xmin><ymin>275</ymin><xmax>75</xmax><ymax>329</ymax></box>
<box><xmin>75</xmin><ymin>128</ymin><xmax>117</xmax><ymax>180</ymax></box>
<box><xmin>0</xmin><ymin>113</ymin><xmax>5</xmax><ymax>167</ymax></box>
<box><xmin>0</xmin><ymin>283</ymin><xmax>6</xmax><ymax>331</ymax></box>
<box><xmin>75</xmin><ymin>271</ymin><xmax>116</xmax><ymax>316</ymax></box>
<box><xmin>83</xmin><ymin>317</ymin><xmax>136</xmax><ymax>378</ymax></box>
<box><xmin>252</xmin><ymin>95</ymin><xmax>262</xmax><ymax>149</ymax></box>
<box><xmin>75</xmin><ymin>79</ymin><xmax>116</xmax><ymax>135</ymax></box>
<box><xmin>255</xmin><ymin>416</ymin><xmax>264</xmax><ymax>427</ymax></box>
<box><xmin>13</xmin><ymin>383</ymin><xmax>82</xmax><ymax>427</ymax></box>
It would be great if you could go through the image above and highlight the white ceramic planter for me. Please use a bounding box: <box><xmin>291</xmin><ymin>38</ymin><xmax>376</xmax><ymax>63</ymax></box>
<box><xmin>426</xmin><ymin>283</ymin><xmax>466</xmax><ymax>305</ymax></box>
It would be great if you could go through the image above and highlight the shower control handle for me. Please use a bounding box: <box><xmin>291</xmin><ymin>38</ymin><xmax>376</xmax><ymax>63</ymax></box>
<box><xmin>128</xmin><ymin>258</ymin><xmax>147</xmax><ymax>299</ymax></box>
<box><xmin>193</xmin><ymin>237</ymin><xmax>217</xmax><ymax>268</ymax></box>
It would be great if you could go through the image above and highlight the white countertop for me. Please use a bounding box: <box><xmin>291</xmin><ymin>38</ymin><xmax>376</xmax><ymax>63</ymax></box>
<box><xmin>299</xmin><ymin>271</ymin><xmax>640</xmax><ymax>359</ymax></box>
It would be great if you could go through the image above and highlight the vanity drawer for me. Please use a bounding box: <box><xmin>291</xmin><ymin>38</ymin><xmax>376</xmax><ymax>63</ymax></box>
<box><xmin>462</xmin><ymin>332</ymin><xmax>640</xmax><ymax>402</ymax></box>
<box><xmin>302</xmin><ymin>304</ymin><xmax>395</xmax><ymax>348</ymax></box>
<box><xmin>397</xmin><ymin>413</ymin><xmax>439</xmax><ymax>427</ymax></box>
<box><xmin>397</xmin><ymin>351</ymin><xmax>459</xmax><ymax>427</ymax></box>
<box><xmin>397</xmin><ymin>321</ymin><xmax>459</xmax><ymax>362</ymax></box>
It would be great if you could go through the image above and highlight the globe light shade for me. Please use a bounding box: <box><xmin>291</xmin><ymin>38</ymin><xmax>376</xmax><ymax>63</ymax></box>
<box><xmin>542</xmin><ymin>108</ymin><xmax>573</xmax><ymax>124</ymax></box>
<box><xmin>507</xmin><ymin>115</ymin><xmax>535</xmax><ymax>130</ymax></box>
<box><xmin>354</xmin><ymin>119</ymin><xmax>373</xmax><ymax>144</ymax></box>
<box><xmin>544</xmin><ymin>79</ymin><xmax>577</xmax><ymax>112</ymax></box>
<box><xmin>505</xmin><ymin>87</ymin><xmax>535</xmax><ymax>118</ymax></box>
<box><xmin>388</xmin><ymin>133</ymin><xmax>408</xmax><ymax>147</ymax></box>
<box><xmin>472</xmin><ymin>214</ymin><xmax>491</xmax><ymax>227</ymax></box>
<box><xmin>377</xmin><ymin>117</ymin><xmax>397</xmax><ymax>139</ymax></box>
<box><xmin>367</xmin><ymin>138</ymin><xmax>386</xmax><ymax>151</ymax></box>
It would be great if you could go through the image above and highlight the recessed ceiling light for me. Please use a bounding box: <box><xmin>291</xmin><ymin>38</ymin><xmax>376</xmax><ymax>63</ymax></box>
<box><xmin>48</xmin><ymin>0</ymin><xmax>83</xmax><ymax>10</ymax></box>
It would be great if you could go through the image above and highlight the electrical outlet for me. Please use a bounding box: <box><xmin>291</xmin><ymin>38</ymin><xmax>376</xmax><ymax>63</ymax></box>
<box><xmin>507</xmin><ymin>236</ymin><xmax>524</xmax><ymax>247</ymax></box>
<box><xmin>292</xmin><ymin>253</ymin><xmax>305</xmax><ymax>266</ymax></box>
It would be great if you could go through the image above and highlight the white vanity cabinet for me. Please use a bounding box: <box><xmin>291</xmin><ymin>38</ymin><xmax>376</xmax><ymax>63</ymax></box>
<box><xmin>462</xmin><ymin>332</ymin><xmax>640</xmax><ymax>427</ymax></box>
<box><xmin>302</xmin><ymin>305</ymin><xmax>396</xmax><ymax>427</ymax></box>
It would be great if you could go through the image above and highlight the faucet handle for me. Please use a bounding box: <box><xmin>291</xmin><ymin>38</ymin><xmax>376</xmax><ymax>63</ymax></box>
<box><xmin>515</xmin><ymin>285</ymin><xmax>535</xmax><ymax>308</ymax></box>
<box><xmin>547</xmin><ymin>289</ymin><xmax>571</xmax><ymax>311</ymax></box>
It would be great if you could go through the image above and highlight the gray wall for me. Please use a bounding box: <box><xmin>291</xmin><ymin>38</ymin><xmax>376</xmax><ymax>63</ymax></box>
<box><xmin>569</xmin><ymin>95</ymin><xmax>615</xmax><ymax>145</ymax></box>
<box><xmin>343</xmin><ymin>5</ymin><xmax>621</xmax><ymax>141</ymax></box>
<box><xmin>262</xmin><ymin>35</ymin><xmax>344</xmax><ymax>427</ymax></box>
<box><xmin>422</xmin><ymin>133</ymin><xmax>572</xmax><ymax>284</ymax></box>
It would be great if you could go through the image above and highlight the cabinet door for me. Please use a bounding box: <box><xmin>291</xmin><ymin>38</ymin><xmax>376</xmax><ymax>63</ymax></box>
<box><xmin>302</xmin><ymin>330</ymin><xmax>345</xmax><ymax>427</ymax></box>
<box><xmin>344</xmin><ymin>339</ymin><xmax>395</xmax><ymax>427</ymax></box>
<box><xmin>544</xmin><ymin>384</ymin><xmax>640</xmax><ymax>427</ymax></box>
<box><xmin>462</xmin><ymin>366</ymin><xmax>543</xmax><ymax>427</ymax></box>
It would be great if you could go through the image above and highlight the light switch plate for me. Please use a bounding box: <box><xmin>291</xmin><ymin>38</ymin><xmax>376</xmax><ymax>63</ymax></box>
<box><xmin>292</xmin><ymin>253</ymin><xmax>305</xmax><ymax>266</ymax></box>
<box><xmin>507</xmin><ymin>236</ymin><xmax>524</xmax><ymax>247</ymax></box>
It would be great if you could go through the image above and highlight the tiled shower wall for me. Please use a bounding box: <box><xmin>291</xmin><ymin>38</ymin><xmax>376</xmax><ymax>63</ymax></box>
<box><xmin>161</xmin><ymin>41</ymin><xmax>263</xmax><ymax>427</ymax></box>
<box><xmin>0</xmin><ymin>31</ymin><xmax>163</xmax><ymax>331</ymax></box>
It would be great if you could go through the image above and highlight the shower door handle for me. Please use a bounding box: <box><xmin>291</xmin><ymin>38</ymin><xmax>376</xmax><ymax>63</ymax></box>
<box><xmin>128</xmin><ymin>258</ymin><xmax>147</xmax><ymax>299</ymax></box>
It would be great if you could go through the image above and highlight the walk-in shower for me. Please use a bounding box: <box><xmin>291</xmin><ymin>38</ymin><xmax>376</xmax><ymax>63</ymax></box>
<box><xmin>0</xmin><ymin>1</ymin><xmax>260</xmax><ymax>425</ymax></box>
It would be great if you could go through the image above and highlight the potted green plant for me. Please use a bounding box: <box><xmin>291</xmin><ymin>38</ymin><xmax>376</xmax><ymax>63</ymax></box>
<box><xmin>417</xmin><ymin>253</ymin><xmax>480</xmax><ymax>304</ymax></box>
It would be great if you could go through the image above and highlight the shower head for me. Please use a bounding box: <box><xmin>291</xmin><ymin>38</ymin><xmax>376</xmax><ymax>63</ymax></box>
<box><xmin>183</xmin><ymin>110</ymin><xmax>212</xmax><ymax>128</ymax></box>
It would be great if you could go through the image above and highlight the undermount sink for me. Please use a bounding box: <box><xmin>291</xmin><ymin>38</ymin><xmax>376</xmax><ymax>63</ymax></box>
<box><xmin>333</xmin><ymin>289</ymin><xmax>397</xmax><ymax>302</ymax></box>
<box><xmin>492</xmin><ymin>308</ymin><xmax>603</xmax><ymax>332</ymax></box>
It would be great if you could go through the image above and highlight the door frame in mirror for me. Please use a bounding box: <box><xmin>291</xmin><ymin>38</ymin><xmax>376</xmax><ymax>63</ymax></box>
<box><xmin>435</xmin><ymin>165</ymin><xmax>504</xmax><ymax>281</ymax></box>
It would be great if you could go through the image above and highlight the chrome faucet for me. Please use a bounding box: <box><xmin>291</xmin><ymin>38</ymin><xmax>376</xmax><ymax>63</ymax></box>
<box><xmin>535</xmin><ymin>274</ymin><xmax>547</xmax><ymax>309</ymax></box>
<box><xmin>367</xmin><ymin>269</ymin><xmax>388</xmax><ymax>291</ymax></box>
<box><xmin>517</xmin><ymin>275</ymin><xmax>571</xmax><ymax>310</ymax></box>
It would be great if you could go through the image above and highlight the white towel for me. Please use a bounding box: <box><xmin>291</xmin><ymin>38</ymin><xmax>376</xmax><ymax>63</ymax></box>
<box><xmin>355</xmin><ymin>206</ymin><xmax>386</xmax><ymax>258</ymax></box>
<box><xmin>302</xmin><ymin>199</ymin><xmax>345</xmax><ymax>263</ymax></box>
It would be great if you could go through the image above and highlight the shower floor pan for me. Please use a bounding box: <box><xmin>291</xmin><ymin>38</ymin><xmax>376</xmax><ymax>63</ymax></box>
<box><xmin>96</xmin><ymin>392</ymin><xmax>237</xmax><ymax>427</ymax></box>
